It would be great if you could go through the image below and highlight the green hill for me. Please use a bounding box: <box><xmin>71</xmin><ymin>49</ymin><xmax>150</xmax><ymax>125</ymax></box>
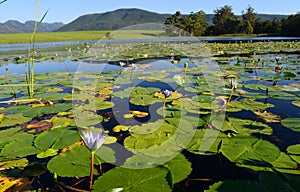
<box><xmin>57</xmin><ymin>8</ymin><xmax>289</xmax><ymax>31</ymax></box>
<box><xmin>56</xmin><ymin>8</ymin><xmax>170</xmax><ymax>31</ymax></box>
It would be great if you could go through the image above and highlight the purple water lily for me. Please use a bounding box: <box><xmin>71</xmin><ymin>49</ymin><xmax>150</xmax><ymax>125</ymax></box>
<box><xmin>275</xmin><ymin>56</ymin><xmax>281</xmax><ymax>63</ymax></box>
<box><xmin>229</xmin><ymin>79</ymin><xmax>238</xmax><ymax>89</ymax></box>
<box><xmin>163</xmin><ymin>89</ymin><xmax>172</xmax><ymax>97</ymax></box>
<box><xmin>81</xmin><ymin>129</ymin><xmax>107</xmax><ymax>151</ymax></box>
<box><xmin>218</xmin><ymin>98</ymin><xmax>227</xmax><ymax>108</ymax></box>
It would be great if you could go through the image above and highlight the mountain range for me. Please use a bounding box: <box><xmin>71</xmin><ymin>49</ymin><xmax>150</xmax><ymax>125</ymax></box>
<box><xmin>0</xmin><ymin>20</ymin><xmax>64</xmax><ymax>34</ymax></box>
<box><xmin>0</xmin><ymin>8</ymin><xmax>289</xmax><ymax>33</ymax></box>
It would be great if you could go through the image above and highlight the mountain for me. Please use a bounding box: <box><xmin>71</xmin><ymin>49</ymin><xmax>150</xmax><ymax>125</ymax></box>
<box><xmin>56</xmin><ymin>8</ymin><xmax>170</xmax><ymax>31</ymax></box>
<box><xmin>0</xmin><ymin>23</ymin><xmax>18</xmax><ymax>33</ymax></box>
<box><xmin>57</xmin><ymin>8</ymin><xmax>289</xmax><ymax>31</ymax></box>
<box><xmin>0</xmin><ymin>20</ymin><xmax>64</xmax><ymax>34</ymax></box>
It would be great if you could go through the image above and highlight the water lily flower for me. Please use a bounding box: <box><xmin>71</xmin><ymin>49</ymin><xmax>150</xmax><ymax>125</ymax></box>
<box><xmin>81</xmin><ymin>129</ymin><xmax>107</xmax><ymax>151</ymax></box>
<box><xmin>229</xmin><ymin>79</ymin><xmax>238</xmax><ymax>89</ymax></box>
<box><xmin>132</xmin><ymin>64</ymin><xmax>137</xmax><ymax>70</ymax></box>
<box><xmin>218</xmin><ymin>98</ymin><xmax>227</xmax><ymax>108</ymax></box>
<box><xmin>119</xmin><ymin>61</ymin><xmax>126</xmax><ymax>67</ymax></box>
<box><xmin>163</xmin><ymin>89</ymin><xmax>172</xmax><ymax>97</ymax></box>
<box><xmin>275</xmin><ymin>56</ymin><xmax>281</xmax><ymax>63</ymax></box>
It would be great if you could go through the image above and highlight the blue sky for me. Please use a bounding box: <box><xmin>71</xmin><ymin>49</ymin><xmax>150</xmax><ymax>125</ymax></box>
<box><xmin>0</xmin><ymin>0</ymin><xmax>299</xmax><ymax>23</ymax></box>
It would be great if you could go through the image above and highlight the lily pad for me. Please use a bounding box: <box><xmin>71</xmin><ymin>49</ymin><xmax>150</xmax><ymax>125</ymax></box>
<box><xmin>221</xmin><ymin>137</ymin><xmax>281</xmax><ymax>165</ymax></box>
<box><xmin>47</xmin><ymin>145</ymin><xmax>96</xmax><ymax>177</ymax></box>
<box><xmin>34</xmin><ymin>127</ymin><xmax>80</xmax><ymax>151</ymax></box>
<box><xmin>281</xmin><ymin>118</ymin><xmax>300</xmax><ymax>132</ymax></box>
<box><xmin>0</xmin><ymin>113</ymin><xmax>32</xmax><ymax>128</ymax></box>
<box><xmin>92</xmin><ymin>166</ymin><xmax>171</xmax><ymax>192</ymax></box>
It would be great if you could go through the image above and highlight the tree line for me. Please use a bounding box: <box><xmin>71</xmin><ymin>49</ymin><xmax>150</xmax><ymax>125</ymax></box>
<box><xmin>164</xmin><ymin>5</ymin><xmax>300</xmax><ymax>37</ymax></box>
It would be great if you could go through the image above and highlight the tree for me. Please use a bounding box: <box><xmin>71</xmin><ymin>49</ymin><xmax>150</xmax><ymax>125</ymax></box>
<box><xmin>282</xmin><ymin>14</ymin><xmax>300</xmax><ymax>36</ymax></box>
<box><xmin>242</xmin><ymin>5</ymin><xmax>256</xmax><ymax>29</ymax></box>
<box><xmin>213</xmin><ymin>5</ymin><xmax>237</xmax><ymax>35</ymax></box>
<box><xmin>164</xmin><ymin>11</ymin><xmax>184</xmax><ymax>36</ymax></box>
<box><xmin>186</xmin><ymin>11</ymin><xmax>208</xmax><ymax>36</ymax></box>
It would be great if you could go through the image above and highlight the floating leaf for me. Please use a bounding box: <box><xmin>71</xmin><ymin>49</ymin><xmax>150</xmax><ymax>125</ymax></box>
<box><xmin>0</xmin><ymin>134</ymin><xmax>40</xmax><ymax>159</ymax></box>
<box><xmin>0</xmin><ymin>177</ymin><xmax>32</xmax><ymax>192</ymax></box>
<box><xmin>162</xmin><ymin>153</ymin><xmax>192</xmax><ymax>184</ymax></box>
<box><xmin>253</xmin><ymin>111</ymin><xmax>281</xmax><ymax>123</ymax></box>
<box><xmin>287</xmin><ymin>144</ymin><xmax>300</xmax><ymax>164</ymax></box>
<box><xmin>281</xmin><ymin>118</ymin><xmax>300</xmax><ymax>132</ymax></box>
<box><xmin>93</xmin><ymin>167</ymin><xmax>171</xmax><ymax>192</ymax></box>
<box><xmin>271</xmin><ymin>152</ymin><xmax>298</xmax><ymax>169</ymax></box>
<box><xmin>34</xmin><ymin>127</ymin><xmax>80</xmax><ymax>151</ymax></box>
<box><xmin>112</xmin><ymin>125</ymin><xmax>129</xmax><ymax>132</ymax></box>
<box><xmin>103</xmin><ymin>136</ymin><xmax>117</xmax><ymax>144</ymax></box>
<box><xmin>47</xmin><ymin>145</ymin><xmax>96</xmax><ymax>177</ymax></box>
<box><xmin>0</xmin><ymin>113</ymin><xmax>32</xmax><ymax>128</ymax></box>
<box><xmin>23</xmin><ymin>102</ymin><xmax>72</xmax><ymax>118</ymax></box>
<box><xmin>292</xmin><ymin>101</ymin><xmax>300</xmax><ymax>107</ymax></box>
<box><xmin>221</xmin><ymin>137</ymin><xmax>280</xmax><ymax>165</ymax></box>
<box><xmin>36</xmin><ymin>148</ymin><xmax>58</xmax><ymax>158</ymax></box>
<box><xmin>230</xmin><ymin>118</ymin><xmax>273</xmax><ymax>136</ymax></box>
<box><xmin>186</xmin><ymin>129</ymin><xmax>228</xmax><ymax>155</ymax></box>
<box><xmin>0</xmin><ymin>158</ymin><xmax>28</xmax><ymax>171</ymax></box>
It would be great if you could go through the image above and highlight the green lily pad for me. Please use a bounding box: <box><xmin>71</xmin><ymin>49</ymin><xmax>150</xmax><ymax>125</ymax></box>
<box><xmin>47</xmin><ymin>145</ymin><xmax>96</xmax><ymax>177</ymax></box>
<box><xmin>0</xmin><ymin>158</ymin><xmax>28</xmax><ymax>170</ymax></box>
<box><xmin>0</xmin><ymin>113</ymin><xmax>32</xmax><ymax>128</ymax></box>
<box><xmin>287</xmin><ymin>144</ymin><xmax>300</xmax><ymax>164</ymax></box>
<box><xmin>186</xmin><ymin>129</ymin><xmax>228</xmax><ymax>155</ymax></box>
<box><xmin>162</xmin><ymin>153</ymin><xmax>192</xmax><ymax>185</ymax></box>
<box><xmin>23</xmin><ymin>103</ymin><xmax>72</xmax><ymax>118</ymax></box>
<box><xmin>37</xmin><ymin>148</ymin><xmax>58</xmax><ymax>158</ymax></box>
<box><xmin>0</xmin><ymin>134</ymin><xmax>40</xmax><ymax>160</ymax></box>
<box><xmin>92</xmin><ymin>166</ymin><xmax>171</xmax><ymax>192</ymax></box>
<box><xmin>221</xmin><ymin>137</ymin><xmax>280</xmax><ymax>165</ymax></box>
<box><xmin>34</xmin><ymin>127</ymin><xmax>80</xmax><ymax>151</ymax></box>
<box><xmin>230</xmin><ymin>118</ymin><xmax>273</xmax><ymax>136</ymax></box>
<box><xmin>281</xmin><ymin>118</ymin><xmax>300</xmax><ymax>132</ymax></box>
<box><xmin>125</xmin><ymin>119</ymin><xmax>195</xmax><ymax>157</ymax></box>
<box><xmin>271</xmin><ymin>152</ymin><xmax>298</xmax><ymax>169</ymax></box>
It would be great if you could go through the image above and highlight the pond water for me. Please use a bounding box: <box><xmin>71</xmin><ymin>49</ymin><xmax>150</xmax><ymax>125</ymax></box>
<box><xmin>0</xmin><ymin>39</ymin><xmax>299</xmax><ymax>192</ymax></box>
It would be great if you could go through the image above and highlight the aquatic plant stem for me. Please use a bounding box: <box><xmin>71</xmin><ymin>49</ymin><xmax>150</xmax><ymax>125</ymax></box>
<box><xmin>89</xmin><ymin>151</ymin><xmax>95</xmax><ymax>191</ymax></box>
<box><xmin>163</xmin><ymin>98</ymin><xmax>166</xmax><ymax>119</ymax></box>
<box><xmin>220</xmin><ymin>87</ymin><xmax>234</xmax><ymax>113</ymax></box>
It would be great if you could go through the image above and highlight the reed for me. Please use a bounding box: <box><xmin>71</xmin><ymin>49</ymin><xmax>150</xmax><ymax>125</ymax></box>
<box><xmin>26</xmin><ymin>0</ymin><xmax>48</xmax><ymax>98</ymax></box>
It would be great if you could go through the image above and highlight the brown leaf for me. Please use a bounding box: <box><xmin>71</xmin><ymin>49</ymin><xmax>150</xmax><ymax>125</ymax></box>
<box><xmin>254</xmin><ymin>111</ymin><xmax>281</xmax><ymax>123</ymax></box>
<box><xmin>24</xmin><ymin>120</ymin><xmax>53</xmax><ymax>133</ymax></box>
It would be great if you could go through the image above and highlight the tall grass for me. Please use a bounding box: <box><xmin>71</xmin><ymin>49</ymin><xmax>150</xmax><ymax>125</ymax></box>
<box><xmin>26</xmin><ymin>0</ymin><xmax>48</xmax><ymax>98</ymax></box>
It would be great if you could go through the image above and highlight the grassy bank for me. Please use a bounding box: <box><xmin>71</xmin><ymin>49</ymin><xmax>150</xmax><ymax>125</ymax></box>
<box><xmin>0</xmin><ymin>30</ymin><xmax>167</xmax><ymax>44</ymax></box>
